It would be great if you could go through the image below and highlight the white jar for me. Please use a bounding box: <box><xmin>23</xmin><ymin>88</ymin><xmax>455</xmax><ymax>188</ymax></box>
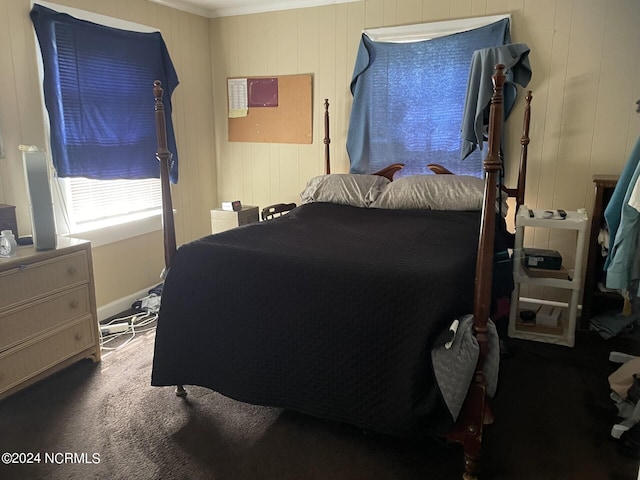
<box><xmin>0</xmin><ymin>230</ymin><xmax>17</xmax><ymax>258</ymax></box>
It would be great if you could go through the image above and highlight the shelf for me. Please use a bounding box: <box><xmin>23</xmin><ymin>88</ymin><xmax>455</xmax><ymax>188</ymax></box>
<box><xmin>511</xmin><ymin>319</ymin><xmax>573</xmax><ymax>347</ymax></box>
<box><xmin>515</xmin><ymin>208</ymin><xmax>588</xmax><ymax>230</ymax></box>
<box><xmin>508</xmin><ymin>206</ymin><xmax>588</xmax><ymax>348</ymax></box>
<box><xmin>511</xmin><ymin>300</ymin><xmax>571</xmax><ymax>345</ymax></box>
<box><xmin>512</xmin><ymin>261</ymin><xmax>579</xmax><ymax>290</ymax></box>
<box><xmin>515</xmin><ymin>318</ymin><xmax>564</xmax><ymax>336</ymax></box>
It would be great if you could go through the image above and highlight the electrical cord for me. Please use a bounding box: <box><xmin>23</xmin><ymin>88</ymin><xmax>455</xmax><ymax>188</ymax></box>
<box><xmin>99</xmin><ymin>311</ymin><xmax>158</xmax><ymax>354</ymax></box>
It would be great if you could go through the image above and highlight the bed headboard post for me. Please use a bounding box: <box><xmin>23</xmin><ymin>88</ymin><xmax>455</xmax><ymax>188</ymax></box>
<box><xmin>473</xmin><ymin>64</ymin><xmax>506</xmax><ymax>387</ymax></box>
<box><xmin>516</xmin><ymin>91</ymin><xmax>532</xmax><ymax>212</ymax></box>
<box><xmin>324</xmin><ymin>99</ymin><xmax>331</xmax><ymax>174</ymax></box>
<box><xmin>153</xmin><ymin>80</ymin><xmax>177</xmax><ymax>275</ymax></box>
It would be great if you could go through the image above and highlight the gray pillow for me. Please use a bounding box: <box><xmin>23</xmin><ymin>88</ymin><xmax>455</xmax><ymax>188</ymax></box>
<box><xmin>370</xmin><ymin>174</ymin><xmax>508</xmax><ymax>215</ymax></box>
<box><xmin>300</xmin><ymin>174</ymin><xmax>390</xmax><ymax>208</ymax></box>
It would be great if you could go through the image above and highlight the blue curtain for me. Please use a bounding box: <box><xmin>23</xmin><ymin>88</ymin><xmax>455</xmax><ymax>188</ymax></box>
<box><xmin>30</xmin><ymin>4</ymin><xmax>180</xmax><ymax>183</ymax></box>
<box><xmin>347</xmin><ymin>19</ymin><xmax>510</xmax><ymax>178</ymax></box>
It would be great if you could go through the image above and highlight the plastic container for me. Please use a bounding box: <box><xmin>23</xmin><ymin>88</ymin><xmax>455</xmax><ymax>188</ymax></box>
<box><xmin>0</xmin><ymin>230</ymin><xmax>18</xmax><ymax>258</ymax></box>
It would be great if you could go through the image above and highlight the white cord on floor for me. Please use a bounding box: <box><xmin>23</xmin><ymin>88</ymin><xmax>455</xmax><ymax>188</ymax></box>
<box><xmin>99</xmin><ymin>311</ymin><xmax>158</xmax><ymax>353</ymax></box>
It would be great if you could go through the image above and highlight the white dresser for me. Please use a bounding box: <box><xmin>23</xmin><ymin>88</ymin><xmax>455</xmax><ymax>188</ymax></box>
<box><xmin>0</xmin><ymin>238</ymin><xmax>101</xmax><ymax>400</ymax></box>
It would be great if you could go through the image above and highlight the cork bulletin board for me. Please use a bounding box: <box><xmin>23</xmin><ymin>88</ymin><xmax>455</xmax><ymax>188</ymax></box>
<box><xmin>228</xmin><ymin>74</ymin><xmax>312</xmax><ymax>144</ymax></box>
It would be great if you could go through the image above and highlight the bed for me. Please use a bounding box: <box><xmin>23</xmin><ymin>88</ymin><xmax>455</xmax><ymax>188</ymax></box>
<box><xmin>150</xmin><ymin>65</ymin><xmax>532</xmax><ymax>479</ymax></box>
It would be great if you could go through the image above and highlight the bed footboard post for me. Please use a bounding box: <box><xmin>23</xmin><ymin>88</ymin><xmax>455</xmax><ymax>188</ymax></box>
<box><xmin>444</xmin><ymin>64</ymin><xmax>506</xmax><ymax>480</ymax></box>
<box><xmin>153</xmin><ymin>80</ymin><xmax>177</xmax><ymax>276</ymax></box>
<box><xmin>469</xmin><ymin>63</ymin><xmax>505</xmax><ymax>479</ymax></box>
<box><xmin>473</xmin><ymin>63</ymin><xmax>505</xmax><ymax>391</ymax></box>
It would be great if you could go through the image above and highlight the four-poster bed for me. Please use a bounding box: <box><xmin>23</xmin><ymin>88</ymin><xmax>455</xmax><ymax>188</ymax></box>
<box><xmin>150</xmin><ymin>65</ymin><xmax>532</xmax><ymax>480</ymax></box>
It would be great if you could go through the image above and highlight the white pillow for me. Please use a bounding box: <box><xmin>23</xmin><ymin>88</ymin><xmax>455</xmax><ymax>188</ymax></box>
<box><xmin>370</xmin><ymin>174</ymin><xmax>508</xmax><ymax>215</ymax></box>
<box><xmin>300</xmin><ymin>174</ymin><xmax>390</xmax><ymax>208</ymax></box>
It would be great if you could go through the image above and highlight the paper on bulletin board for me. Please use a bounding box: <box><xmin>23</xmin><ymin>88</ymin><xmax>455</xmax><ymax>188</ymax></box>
<box><xmin>227</xmin><ymin>78</ymin><xmax>248</xmax><ymax>118</ymax></box>
<box><xmin>248</xmin><ymin>78</ymin><xmax>278</xmax><ymax>107</ymax></box>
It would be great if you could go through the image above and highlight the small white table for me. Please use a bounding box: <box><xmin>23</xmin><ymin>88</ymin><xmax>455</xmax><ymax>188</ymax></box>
<box><xmin>210</xmin><ymin>205</ymin><xmax>259</xmax><ymax>234</ymax></box>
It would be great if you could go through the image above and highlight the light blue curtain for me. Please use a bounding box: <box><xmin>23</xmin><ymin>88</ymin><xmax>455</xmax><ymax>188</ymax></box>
<box><xmin>347</xmin><ymin>19</ymin><xmax>510</xmax><ymax>178</ymax></box>
<box><xmin>460</xmin><ymin>43</ymin><xmax>531</xmax><ymax>161</ymax></box>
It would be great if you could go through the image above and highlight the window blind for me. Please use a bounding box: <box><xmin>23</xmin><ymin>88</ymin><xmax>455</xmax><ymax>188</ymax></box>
<box><xmin>64</xmin><ymin>177</ymin><xmax>162</xmax><ymax>226</ymax></box>
<box><xmin>30</xmin><ymin>3</ymin><xmax>180</xmax><ymax>183</ymax></box>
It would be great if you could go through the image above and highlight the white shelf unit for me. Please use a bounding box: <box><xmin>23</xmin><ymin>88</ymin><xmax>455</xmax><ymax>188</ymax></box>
<box><xmin>508</xmin><ymin>206</ymin><xmax>589</xmax><ymax>347</ymax></box>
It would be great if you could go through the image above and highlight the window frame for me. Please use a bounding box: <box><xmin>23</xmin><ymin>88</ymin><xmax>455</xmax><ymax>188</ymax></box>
<box><xmin>363</xmin><ymin>14</ymin><xmax>510</xmax><ymax>43</ymax></box>
<box><xmin>33</xmin><ymin>1</ymin><xmax>167</xmax><ymax>247</ymax></box>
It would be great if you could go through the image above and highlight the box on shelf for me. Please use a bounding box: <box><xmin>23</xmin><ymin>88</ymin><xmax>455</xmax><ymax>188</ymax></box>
<box><xmin>536</xmin><ymin>304</ymin><xmax>562</xmax><ymax>327</ymax></box>
<box><xmin>515</xmin><ymin>302</ymin><xmax>564</xmax><ymax>335</ymax></box>
<box><xmin>523</xmin><ymin>248</ymin><xmax>562</xmax><ymax>270</ymax></box>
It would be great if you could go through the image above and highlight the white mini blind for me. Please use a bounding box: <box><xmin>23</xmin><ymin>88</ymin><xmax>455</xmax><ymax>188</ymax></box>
<box><xmin>64</xmin><ymin>177</ymin><xmax>162</xmax><ymax>226</ymax></box>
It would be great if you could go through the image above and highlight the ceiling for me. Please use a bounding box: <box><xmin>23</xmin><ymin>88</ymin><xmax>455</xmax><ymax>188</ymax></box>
<box><xmin>150</xmin><ymin>0</ymin><xmax>361</xmax><ymax>18</ymax></box>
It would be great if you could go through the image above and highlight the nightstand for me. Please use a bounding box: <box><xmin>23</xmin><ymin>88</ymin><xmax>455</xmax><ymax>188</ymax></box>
<box><xmin>508</xmin><ymin>206</ymin><xmax>589</xmax><ymax>347</ymax></box>
<box><xmin>210</xmin><ymin>205</ymin><xmax>259</xmax><ymax>234</ymax></box>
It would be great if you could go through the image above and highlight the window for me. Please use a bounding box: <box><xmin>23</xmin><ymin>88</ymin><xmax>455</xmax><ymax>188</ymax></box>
<box><xmin>30</xmin><ymin>2</ymin><xmax>179</xmax><ymax>243</ymax></box>
<box><xmin>347</xmin><ymin>16</ymin><xmax>511</xmax><ymax>178</ymax></box>
<box><xmin>57</xmin><ymin>177</ymin><xmax>162</xmax><ymax>232</ymax></box>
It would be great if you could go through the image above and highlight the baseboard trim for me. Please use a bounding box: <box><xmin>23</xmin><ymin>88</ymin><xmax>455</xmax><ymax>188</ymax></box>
<box><xmin>97</xmin><ymin>285</ymin><xmax>159</xmax><ymax>322</ymax></box>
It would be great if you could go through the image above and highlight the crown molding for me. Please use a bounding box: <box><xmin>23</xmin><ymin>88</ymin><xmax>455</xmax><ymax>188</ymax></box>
<box><xmin>149</xmin><ymin>0</ymin><xmax>362</xmax><ymax>18</ymax></box>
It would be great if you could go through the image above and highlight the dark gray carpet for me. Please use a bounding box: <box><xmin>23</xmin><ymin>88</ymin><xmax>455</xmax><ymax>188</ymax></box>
<box><xmin>0</xmin><ymin>327</ymin><xmax>638</xmax><ymax>480</ymax></box>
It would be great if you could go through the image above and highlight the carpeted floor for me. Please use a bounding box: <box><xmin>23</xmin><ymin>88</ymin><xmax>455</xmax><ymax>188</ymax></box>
<box><xmin>0</xmin><ymin>326</ymin><xmax>638</xmax><ymax>480</ymax></box>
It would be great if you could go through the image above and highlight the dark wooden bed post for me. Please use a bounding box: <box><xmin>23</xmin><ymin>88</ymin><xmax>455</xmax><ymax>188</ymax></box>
<box><xmin>498</xmin><ymin>90</ymin><xmax>532</xmax><ymax>211</ymax></box>
<box><xmin>153</xmin><ymin>80</ymin><xmax>177</xmax><ymax>274</ymax></box>
<box><xmin>153</xmin><ymin>80</ymin><xmax>186</xmax><ymax>398</ymax></box>
<box><xmin>515</xmin><ymin>91</ymin><xmax>532</xmax><ymax>212</ymax></box>
<box><xmin>444</xmin><ymin>64</ymin><xmax>506</xmax><ymax>480</ymax></box>
<box><xmin>324</xmin><ymin>99</ymin><xmax>331</xmax><ymax>174</ymax></box>
<box><xmin>428</xmin><ymin>92</ymin><xmax>533</xmax><ymax>215</ymax></box>
<box><xmin>473</xmin><ymin>65</ymin><xmax>505</xmax><ymax>387</ymax></box>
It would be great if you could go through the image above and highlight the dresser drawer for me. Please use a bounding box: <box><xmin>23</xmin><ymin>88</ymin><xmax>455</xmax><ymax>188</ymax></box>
<box><xmin>0</xmin><ymin>286</ymin><xmax>92</xmax><ymax>352</ymax></box>
<box><xmin>0</xmin><ymin>251</ymin><xmax>89</xmax><ymax>310</ymax></box>
<box><xmin>0</xmin><ymin>318</ymin><xmax>96</xmax><ymax>394</ymax></box>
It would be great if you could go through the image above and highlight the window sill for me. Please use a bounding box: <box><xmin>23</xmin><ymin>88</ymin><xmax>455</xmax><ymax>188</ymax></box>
<box><xmin>64</xmin><ymin>210</ymin><xmax>163</xmax><ymax>248</ymax></box>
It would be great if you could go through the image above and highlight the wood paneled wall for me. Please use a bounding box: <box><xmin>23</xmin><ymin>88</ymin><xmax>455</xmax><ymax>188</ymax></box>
<box><xmin>210</xmin><ymin>0</ymin><xmax>640</xmax><ymax>301</ymax></box>
<box><xmin>0</xmin><ymin>0</ymin><xmax>216</xmax><ymax>307</ymax></box>
<box><xmin>1</xmin><ymin>0</ymin><xmax>638</xmax><ymax>309</ymax></box>
<box><xmin>212</xmin><ymin>0</ymin><xmax>640</xmax><ymax>213</ymax></box>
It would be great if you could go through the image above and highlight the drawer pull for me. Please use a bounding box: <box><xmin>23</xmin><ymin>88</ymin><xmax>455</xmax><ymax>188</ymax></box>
<box><xmin>68</xmin><ymin>266</ymin><xmax>77</xmax><ymax>276</ymax></box>
<box><xmin>75</xmin><ymin>332</ymin><xmax>83</xmax><ymax>342</ymax></box>
<box><xmin>69</xmin><ymin>300</ymin><xmax>79</xmax><ymax>309</ymax></box>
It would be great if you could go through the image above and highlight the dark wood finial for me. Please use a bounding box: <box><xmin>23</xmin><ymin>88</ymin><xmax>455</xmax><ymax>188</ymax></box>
<box><xmin>324</xmin><ymin>99</ymin><xmax>331</xmax><ymax>174</ymax></box>
<box><xmin>153</xmin><ymin>80</ymin><xmax>163</xmax><ymax>103</ymax></box>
